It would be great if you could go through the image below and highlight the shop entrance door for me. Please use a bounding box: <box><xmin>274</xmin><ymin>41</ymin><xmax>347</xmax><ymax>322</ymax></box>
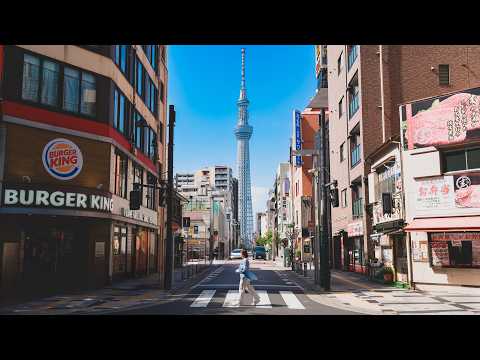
<box><xmin>135</xmin><ymin>231</ymin><xmax>148</xmax><ymax>276</ymax></box>
<box><xmin>1</xmin><ymin>242</ymin><xmax>20</xmax><ymax>293</ymax></box>
<box><xmin>23</xmin><ymin>226</ymin><xmax>85</xmax><ymax>294</ymax></box>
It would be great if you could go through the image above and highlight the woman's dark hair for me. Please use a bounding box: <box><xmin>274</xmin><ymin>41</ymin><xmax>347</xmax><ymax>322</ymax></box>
<box><xmin>241</xmin><ymin>250</ymin><xmax>248</xmax><ymax>258</ymax></box>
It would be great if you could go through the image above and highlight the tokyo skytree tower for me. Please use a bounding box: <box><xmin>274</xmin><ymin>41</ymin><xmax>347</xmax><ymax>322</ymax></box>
<box><xmin>234</xmin><ymin>48</ymin><xmax>254</xmax><ymax>248</ymax></box>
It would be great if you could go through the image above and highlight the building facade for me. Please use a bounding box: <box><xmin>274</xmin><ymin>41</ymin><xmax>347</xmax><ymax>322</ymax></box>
<box><xmin>175</xmin><ymin>165</ymin><xmax>237</xmax><ymax>260</ymax></box>
<box><xmin>290</xmin><ymin>109</ymin><xmax>319</xmax><ymax>262</ymax></box>
<box><xmin>401</xmin><ymin>87</ymin><xmax>480</xmax><ymax>290</ymax></box>
<box><xmin>0</xmin><ymin>45</ymin><xmax>167</xmax><ymax>298</ymax></box>
<box><xmin>327</xmin><ymin>45</ymin><xmax>480</xmax><ymax>279</ymax></box>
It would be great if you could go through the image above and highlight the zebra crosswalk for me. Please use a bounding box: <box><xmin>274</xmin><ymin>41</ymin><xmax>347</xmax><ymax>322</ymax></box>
<box><xmin>189</xmin><ymin>290</ymin><xmax>306</xmax><ymax>310</ymax></box>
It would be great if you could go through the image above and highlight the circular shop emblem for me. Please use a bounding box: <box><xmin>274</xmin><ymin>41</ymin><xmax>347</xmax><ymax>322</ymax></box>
<box><xmin>456</xmin><ymin>175</ymin><xmax>471</xmax><ymax>189</ymax></box>
<box><xmin>42</xmin><ymin>138</ymin><xmax>83</xmax><ymax>180</ymax></box>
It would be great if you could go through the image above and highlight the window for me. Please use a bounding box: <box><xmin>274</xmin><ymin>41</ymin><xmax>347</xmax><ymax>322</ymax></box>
<box><xmin>347</xmin><ymin>45</ymin><xmax>358</xmax><ymax>70</ymax></box>
<box><xmin>350</xmin><ymin>133</ymin><xmax>361</xmax><ymax>167</ymax></box>
<box><xmin>136</xmin><ymin>59</ymin><xmax>144</xmax><ymax>98</ymax></box>
<box><xmin>113</xmin><ymin>87</ymin><xmax>128</xmax><ymax>136</ymax></box>
<box><xmin>21</xmin><ymin>55</ymin><xmax>60</xmax><ymax>106</ymax></box>
<box><xmin>63</xmin><ymin>67</ymin><xmax>80</xmax><ymax>112</ymax></box>
<box><xmin>144</xmin><ymin>124</ymin><xmax>150</xmax><ymax>156</ymax></box>
<box><xmin>22</xmin><ymin>54</ymin><xmax>40</xmax><ymax>102</ymax></box>
<box><xmin>114</xmin><ymin>151</ymin><xmax>128</xmax><ymax>198</ymax></box>
<box><xmin>340</xmin><ymin>142</ymin><xmax>345</xmax><ymax>162</ymax></box>
<box><xmin>149</xmin><ymin>128</ymin><xmax>157</xmax><ymax>161</ymax></box>
<box><xmin>338</xmin><ymin>97</ymin><xmax>344</xmax><ymax>118</ymax></box>
<box><xmin>348</xmin><ymin>73</ymin><xmax>360</xmax><ymax>118</ymax></box>
<box><xmin>113</xmin><ymin>226</ymin><xmax>128</xmax><ymax>273</ymax></box>
<box><xmin>134</xmin><ymin>112</ymin><xmax>144</xmax><ymax>150</ymax></box>
<box><xmin>317</xmin><ymin>68</ymin><xmax>328</xmax><ymax>89</ymax></box>
<box><xmin>147</xmin><ymin>173</ymin><xmax>157</xmax><ymax>210</ymax></box>
<box><xmin>80</xmin><ymin>72</ymin><xmax>96</xmax><ymax>116</ymax></box>
<box><xmin>443</xmin><ymin>147</ymin><xmax>480</xmax><ymax>172</ymax></box>
<box><xmin>40</xmin><ymin>60</ymin><xmax>60</xmax><ymax>106</ymax></box>
<box><xmin>114</xmin><ymin>45</ymin><xmax>128</xmax><ymax>75</ymax></box>
<box><xmin>145</xmin><ymin>76</ymin><xmax>151</xmax><ymax>111</ymax></box>
<box><xmin>341</xmin><ymin>189</ymin><xmax>347</xmax><ymax>208</ymax></box>
<box><xmin>143</xmin><ymin>45</ymin><xmax>158</xmax><ymax>73</ymax></box>
<box><xmin>63</xmin><ymin>67</ymin><xmax>97</xmax><ymax>116</ymax></box>
<box><xmin>352</xmin><ymin>185</ymin><xmax>363</xmax><ymax>217</ymax></box>
<box><xmin>439</xmin><ymin>64</ymin><xmax>450</xmax><ymax>85</ymax></box>
<box><xmin>337</xmin><ymin>52</ymin><xmax>343</xmax><ymax>75</ymax></box>
<box><xmin>133</xmin><ymin>164</ymin><xmax>144</xmax><ymax>206</ymax></box>
<box><xmin>160</xmin><ymin>81</ymin><xmax>165</xmax><ymax>103</ymax></box>
<box><xmin>429</xmin><ymin>232</ymin><xmax>480</xmax><ymax>268</ymax></box>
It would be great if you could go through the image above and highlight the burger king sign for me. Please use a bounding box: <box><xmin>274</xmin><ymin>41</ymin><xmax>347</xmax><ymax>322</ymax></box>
<box><xmin>42</xmin><ymin>138</ymin><xmax>83</xmax><ymax>180</ymax></box>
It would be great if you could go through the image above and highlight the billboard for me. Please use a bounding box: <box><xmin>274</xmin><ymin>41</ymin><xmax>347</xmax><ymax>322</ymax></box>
<box><xmin>414</xmin><ymin>172</ymin><xmax>480</xmax><ymax>210</ymax></box>
<box><xmin>293</xmin><ymin>110</ymin><xmax>302</xmax><ymax>167</ymax></box>
<box><xmin>400</xmin><ymin>87</ymin><xmax>480</xmax><ymax>150</ymax></box>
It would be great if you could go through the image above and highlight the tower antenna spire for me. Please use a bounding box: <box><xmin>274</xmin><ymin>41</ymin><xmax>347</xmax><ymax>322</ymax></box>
<box><xmin>240</xmin><ymin>48</ymin><xmax>247</xmax><ymax>100</ymax></box>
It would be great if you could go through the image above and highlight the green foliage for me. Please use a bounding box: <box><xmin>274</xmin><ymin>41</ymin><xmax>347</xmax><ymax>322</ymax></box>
<box><xmin>256</xmin><ymin>230</ymin><xmax>273</xmax><ymax>247</ymax></box>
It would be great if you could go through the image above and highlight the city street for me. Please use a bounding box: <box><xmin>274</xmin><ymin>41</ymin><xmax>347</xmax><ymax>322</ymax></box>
<box><xmin>116</xmin><ymin>260</ymin><xmax>356</xmax><ymax>315</ymax></box>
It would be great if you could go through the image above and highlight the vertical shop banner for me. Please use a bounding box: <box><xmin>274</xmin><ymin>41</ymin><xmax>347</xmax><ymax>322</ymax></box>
<box><xmin>454</xmin><ymin>173</ymin><xmax>480</xmax><ymax>209</ymax></box>
<box><xmin>415</xmin><ymin>176</ymin><xmax>455</xmax><ymax>210</ymax></box>
<box><xmin>400</xmin><ymin>88</ymin><xmax>480</xmax><ymax>150</ymax></box>
<box><xmin>294</xmin><ymin>110</ymin><xmax>302</xmax><ymax>167</ymax></box>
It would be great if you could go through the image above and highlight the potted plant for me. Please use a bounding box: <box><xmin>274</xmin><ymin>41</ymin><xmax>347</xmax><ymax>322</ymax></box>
<box><xmin>383</xmin><ymin>267</ymin><xmax>394</xmax><ymax>283</ymax></box>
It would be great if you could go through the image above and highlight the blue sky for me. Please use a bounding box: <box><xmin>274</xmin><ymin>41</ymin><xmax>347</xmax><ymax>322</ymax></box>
<box><xmin>168</xmin><ymin>45</ymin><xmax>316</xmax><ymax>214</ymax></box>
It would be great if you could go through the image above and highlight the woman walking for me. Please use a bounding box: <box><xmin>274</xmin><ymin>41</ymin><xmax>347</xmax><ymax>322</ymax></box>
<box><xmin>236</xmin><ymin>249</ymin><xmax>260</xmax><ymax>306</ymax></box>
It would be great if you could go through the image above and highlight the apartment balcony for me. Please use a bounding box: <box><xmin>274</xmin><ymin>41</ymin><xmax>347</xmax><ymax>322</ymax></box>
<box><xmin>352</xmin><ymin>198</ymin><xmax>363</xmax><ymax>218</ymax></box>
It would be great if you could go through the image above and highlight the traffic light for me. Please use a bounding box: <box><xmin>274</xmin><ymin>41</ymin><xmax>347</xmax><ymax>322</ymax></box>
<box><xmin>129</xmin><ymin>189</ymin><xmax>141</xmax><ymax>210</ymax></box>
<box><xmin>330</xmin><ymin>188</ymin><xmax>339</xmax><ymax>207</ymax></box>
<box><xmin>183</xmin><ymin>217</ymin><xmax>190</xmax><ymax>228</ymax></box>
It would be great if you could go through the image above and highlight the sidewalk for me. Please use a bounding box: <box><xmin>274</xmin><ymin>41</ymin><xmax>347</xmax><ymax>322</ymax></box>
<box><xmin>275</xmin><ymin>262</ymin><xmax>480</xmax><ymax>315</ymax></box>
<box><xmin>0</xmin><ymin>262</ymin><xmax>221</xmax><ymax>315</ymax></box>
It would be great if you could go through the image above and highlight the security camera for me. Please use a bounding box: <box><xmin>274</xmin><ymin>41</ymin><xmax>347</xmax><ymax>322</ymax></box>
<box><xmin>22</xmin><ymin>176</ymin><xmax>31</xmax><ymax>183</ymax></box>
<box><xmin>430</xmin><ymin>66</ymin><xmax>435</xmax><ymax>71</ymax></box>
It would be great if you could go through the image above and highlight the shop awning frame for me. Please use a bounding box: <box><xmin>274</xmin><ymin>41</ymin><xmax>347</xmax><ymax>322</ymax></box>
<box><xmin>404</xmin><ymin>216</ymin><xmax>480</xmax><ymax>232</ymax></box>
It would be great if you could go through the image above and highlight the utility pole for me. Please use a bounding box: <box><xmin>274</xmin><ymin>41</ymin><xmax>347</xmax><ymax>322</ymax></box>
<box><xmin>164</xmin><ymin>105</ymin><xmax>175</xmax><ymax>290</ymax></box>
<box><xmin>318</xmin><ymin>108</ymin><xmax>331</xmax><ymax>291</ymax></box>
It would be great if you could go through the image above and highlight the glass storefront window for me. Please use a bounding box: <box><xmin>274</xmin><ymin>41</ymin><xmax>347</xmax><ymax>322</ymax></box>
<box><xmin>430</xmin><ymin>232</ymin><xmax>480</xmax><ymax>268</ymax></box>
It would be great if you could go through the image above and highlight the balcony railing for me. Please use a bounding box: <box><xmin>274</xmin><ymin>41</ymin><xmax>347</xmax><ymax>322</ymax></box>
<box><xmin>352</xmin><ymin>198</ymin><xmax>363</xmax><ymax>217</ymax></box>
<box><xmin>348</xmin><ymin>45</ymin><xmax>358</xmax><ymax>70</ymax></box>
<box><xmin>351</xmin><ymin>144</ymin><xmax>361</xmax><ymax>167</ymax></box>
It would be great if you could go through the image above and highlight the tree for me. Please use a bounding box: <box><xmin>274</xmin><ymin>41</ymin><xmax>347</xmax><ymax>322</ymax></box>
<box><xmin>256</xmin><ymin>230</ymin><xmax>273</xmax><ymax>247</ymax></box>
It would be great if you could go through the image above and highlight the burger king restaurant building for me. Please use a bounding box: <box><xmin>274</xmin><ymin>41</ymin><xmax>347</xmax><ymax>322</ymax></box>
<box><xmin>0</xmin><ymin>124</ymin><xmax>161</xmax><ymax>299</ymax></box>
<box><xmin>0</xmin><ymin>45</ymin><xmax>167</xmax><ymax>300</ymax></box>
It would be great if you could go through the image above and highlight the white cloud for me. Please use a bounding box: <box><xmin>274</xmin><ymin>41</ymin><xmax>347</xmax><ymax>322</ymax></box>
<box><xmin>251</xmin><ymin>186</ymin><xmax>269</xmax><ymax>216</ymax></box>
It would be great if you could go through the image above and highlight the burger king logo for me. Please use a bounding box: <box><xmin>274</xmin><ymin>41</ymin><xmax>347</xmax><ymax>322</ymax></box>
<box><xmin>42</xmin><ymin>138</ymin><xmax>83</xmax><ymax>180</ymax></box>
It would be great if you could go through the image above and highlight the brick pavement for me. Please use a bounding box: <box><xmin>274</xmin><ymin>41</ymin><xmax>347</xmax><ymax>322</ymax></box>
<box><xmin>275</xmin><ymin>262</ymin><xmax>480</xmax><ymax>315</ymax></box>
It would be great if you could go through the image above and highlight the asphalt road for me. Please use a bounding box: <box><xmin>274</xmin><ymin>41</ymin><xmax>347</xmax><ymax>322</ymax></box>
<box><xmin>117</xmin><ymin>260</ymin><xmax>356</xmax><ymax>315</ymax></box>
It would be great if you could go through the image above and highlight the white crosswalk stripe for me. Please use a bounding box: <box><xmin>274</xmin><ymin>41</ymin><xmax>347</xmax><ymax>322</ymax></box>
<box><xmin>256</xmin><ymin>290</ymin><xmax>272</xmax><ymax>308</ymax></box>
<box><xmin>223</xmin><ymin>290</ymin><xmax>240</xmax><ymax>307</ymax></box>
<box><xmin>190</xmin><ymin>290</ymin><xmax>305</xmax><ymax>310</ymax></box>
<box><xmin>280</xmin><ymin>291</ymin><xmax>305</xmax><ymax>309</ymax></box>
<box><xmin>190</xmin><ymin>290</ymin><xmax>216</xmax><ymax>308</ymax></box>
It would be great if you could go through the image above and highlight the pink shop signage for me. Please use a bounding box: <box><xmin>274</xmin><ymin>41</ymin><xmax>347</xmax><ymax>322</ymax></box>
<box><xmin>348</xmin><ymin>221</ymin><xmax>363</xmax><ymax>237</ymax></box>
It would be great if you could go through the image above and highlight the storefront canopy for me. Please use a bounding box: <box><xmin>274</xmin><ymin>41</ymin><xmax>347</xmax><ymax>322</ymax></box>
<box><xmin>404</xmin><ymin>216</ymin><xmax>480</xmax><ymax>232</ymax></box>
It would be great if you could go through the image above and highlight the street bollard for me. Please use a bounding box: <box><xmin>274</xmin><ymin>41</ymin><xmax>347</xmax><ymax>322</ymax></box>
<box><xmin>303</xmin><ymin>262</ymin><xmax>307</xmax><ymax>277</ymax></box>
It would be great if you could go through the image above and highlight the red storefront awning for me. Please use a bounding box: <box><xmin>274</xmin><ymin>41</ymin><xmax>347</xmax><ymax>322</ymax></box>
<box><xmin>404</xmin><ymin>216</ymin><xmax>480</xmax><ymax>232</ymax></box>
